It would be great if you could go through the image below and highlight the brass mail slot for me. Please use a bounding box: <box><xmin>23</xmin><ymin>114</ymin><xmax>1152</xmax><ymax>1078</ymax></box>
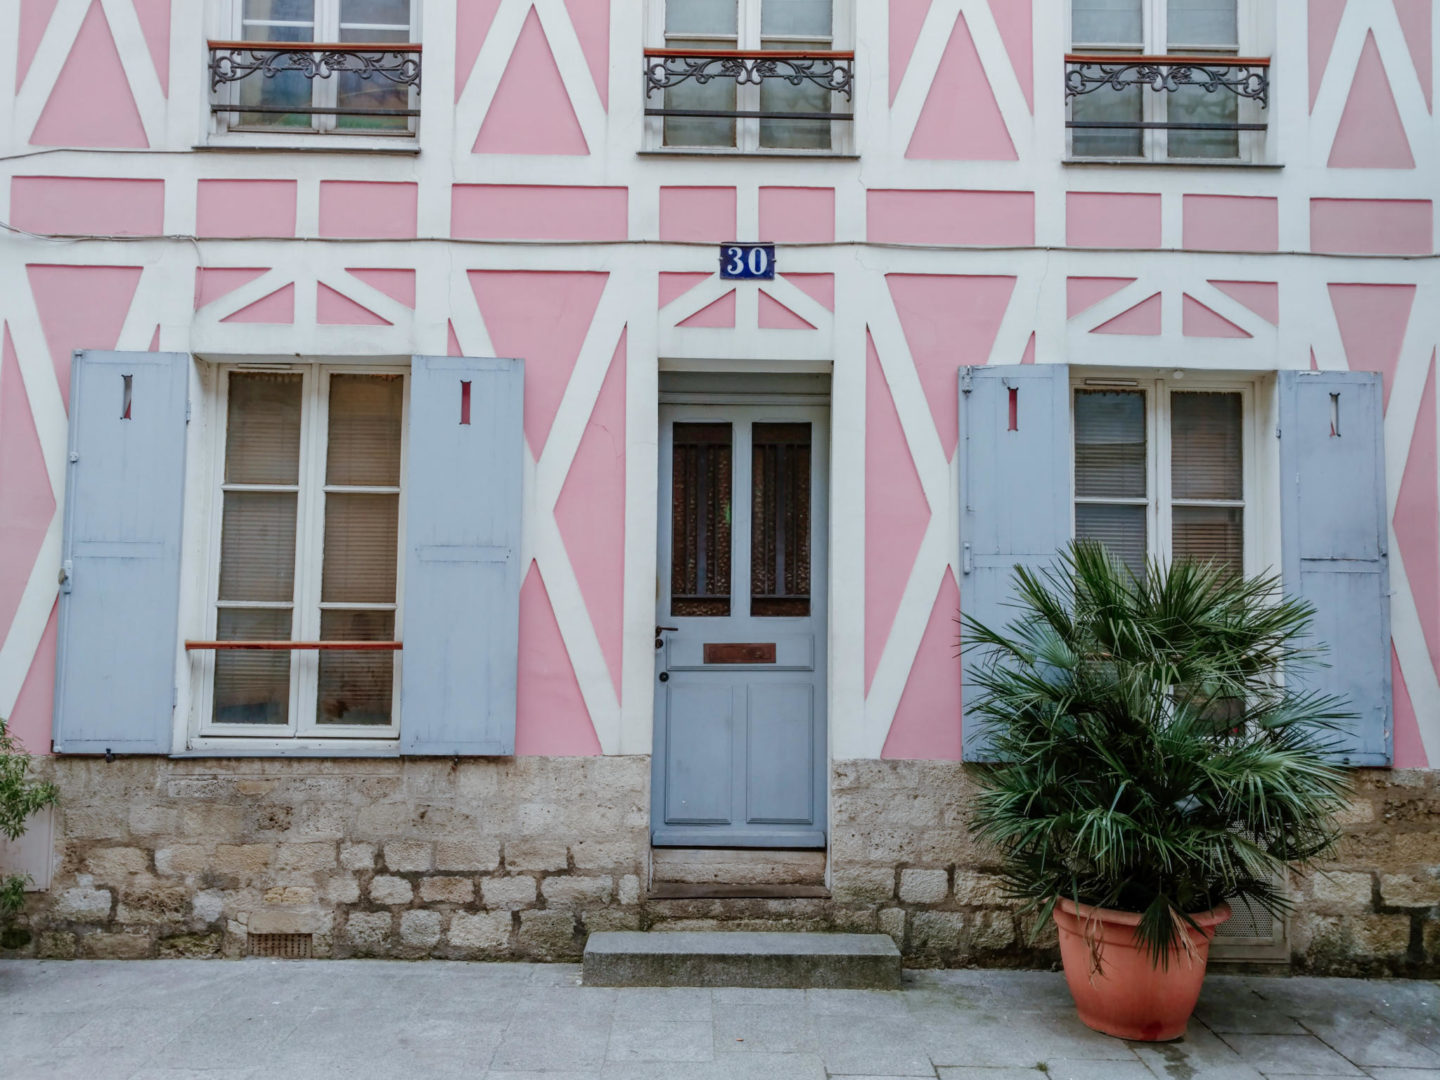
<box><xmin>704</xmin><ymin>642</ymin><xmax>777</xmax><ymax>664</ymax></box>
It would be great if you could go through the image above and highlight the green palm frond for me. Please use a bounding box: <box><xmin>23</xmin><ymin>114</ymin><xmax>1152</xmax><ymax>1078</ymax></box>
<box><xmin>964</xmin><ymin>541</ymin><xmax>1352</xmax><ymax>966</ymax></box>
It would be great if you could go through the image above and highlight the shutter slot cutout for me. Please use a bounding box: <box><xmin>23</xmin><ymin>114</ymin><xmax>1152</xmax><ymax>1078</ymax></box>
<box><xmin>1008</xmin><ymin>386</ymin><xmax>1018</xmax><ymax>431</ymax></box>
<box><xmin>121</xmin><ymin>374</ymin><xmax>132</xmax><ymax>420</ymax></box>
<box><xmin>1330</xmin><ymin>392</ymin><xmax>1340</xmax><ymax>438</ymax></box>
<box><xmin>460</xmin><ymin>380</ymin><xmax>471</xmax><ymax>425</ymax></box>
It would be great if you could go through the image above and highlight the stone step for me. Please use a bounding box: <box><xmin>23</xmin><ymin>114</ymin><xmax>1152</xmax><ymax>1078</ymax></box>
<box><xmin>583</xmin><ymin>931</ymin><xmax>902</xmax><ymax>989</ymax></box>
<box><xmin>651</xmin><ymin>847</ymin><xmax>826</xmax><ymax>887</ymax></box>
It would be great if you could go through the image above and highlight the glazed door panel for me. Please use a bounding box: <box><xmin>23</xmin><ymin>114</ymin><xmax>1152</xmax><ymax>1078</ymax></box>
<box><xmin>653</xmin><ymin>404</ymin><xmax>828</xmax><ymax>847</ymax></box>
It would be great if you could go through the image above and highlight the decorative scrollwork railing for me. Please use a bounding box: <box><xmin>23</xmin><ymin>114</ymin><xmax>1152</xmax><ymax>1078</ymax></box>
<box><xmin>208</xmin><ymin>41</ymin><xmax>422</xmax><ymax>120</ymax></box>
<box><xmin>643</xmin><ymin>49</ymin><xmax>854</xmax><ymax>122</ymax></box>
<box><xmin>1064</xmin><ymin>54</ymin><xmax>1270</xmax><ymax>130</ymax></box>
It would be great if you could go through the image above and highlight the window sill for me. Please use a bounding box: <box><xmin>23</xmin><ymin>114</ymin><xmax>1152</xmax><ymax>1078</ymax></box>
<box><xmin>176</xmin><ymin>739</ymin><xmax>401</xmax><ymax>758</ymax></box>
<box><xmin>1063</xmin><ymin>157</ymin><xmax>1282</xmax><ymax>169</ymax></box>
<box><xmin>199</xmin><ymin>133</ymin><xmax>420</xmax><ymax>154</ymax></box>
<box><xmin>638</xmin><ymin>149</ymin><xmax>859</xmax><ymax>161</ymax></box>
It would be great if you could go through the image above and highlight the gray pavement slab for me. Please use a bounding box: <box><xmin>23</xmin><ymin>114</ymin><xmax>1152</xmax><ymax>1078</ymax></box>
<box><xmin>0</xmin><ymin>960</ymin><xmax>1436</xmax><ymax>1080</ymax></box>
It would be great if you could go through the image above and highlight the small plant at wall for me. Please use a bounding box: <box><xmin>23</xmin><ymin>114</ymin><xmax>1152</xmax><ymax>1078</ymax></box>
<box><xmin>963</xmin><ymin>541</ymin><xmax>1352</xmax><ymax>1040</ymax></box>
<box><xmin>0</xmin><ymin>717</ymin><xmax>58</xmax><ymax>948</ymax></box>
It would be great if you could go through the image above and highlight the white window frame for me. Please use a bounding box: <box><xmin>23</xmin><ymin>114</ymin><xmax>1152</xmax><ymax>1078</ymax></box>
<box><xmin>211</xmin><ymin>0</ymin><xmax>421</xmax><ymax>142</ymax></box>
<box><xmin>1070</xmin><ymin>371</ymin><xmax>1268</xmax><ymax>576</ymax></box>
<box><xmin>1066</xmin><ymin>0</ymin><xmax>1270</xmax><ymax>164</ymax></box>
<box><xmin>644</xmin><ymin>0</ymin><xmax>855</xmax><ymax>155</ymax></box>
<box><xmin>189</xmin><ymin>362</ymin><xmax>408</xmax><ymax>749</ymax></box>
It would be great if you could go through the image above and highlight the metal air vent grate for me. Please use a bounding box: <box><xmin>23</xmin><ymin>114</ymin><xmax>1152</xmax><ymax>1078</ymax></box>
<box><xmin>248</xmin><ymin>932</ymin><xmax>313</xmax><ymax>958</ymax></box>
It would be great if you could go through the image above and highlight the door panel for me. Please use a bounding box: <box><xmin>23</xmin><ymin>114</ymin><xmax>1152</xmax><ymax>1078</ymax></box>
<box><xmin>746</xmin><ymin>683</ymin><xmax>815</xmax><ymax>824</ymax></box>
<box><xmin>653</xmin><ymin>403</ymin><xmax>828</xmax><ymax>848</ymax></box>
<box><xmin>663</xmin><ymin>684</ymin><xmax>735</xmax><ymax>824</ymax></box>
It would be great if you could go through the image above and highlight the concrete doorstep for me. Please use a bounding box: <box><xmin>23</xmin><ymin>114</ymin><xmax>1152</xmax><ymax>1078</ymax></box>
<box><xmin>583</xmin><ymin>930</ymin><xmax>903</xmax><ymax>989</ymax></box>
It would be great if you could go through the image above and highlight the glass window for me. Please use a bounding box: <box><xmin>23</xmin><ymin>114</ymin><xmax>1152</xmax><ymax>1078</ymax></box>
<box><xmin>659</xmin><ymin>0</ymin><xmax>841</xmax><ymax>151</ymax></box>
<box><xmin>671</xmin><ymin>424</ymin><xmax>733</xmax><ymax>617</ymax></box>
<box><xmin>1069</xmin><ymin>0</ymin><xmax>1249</xmax><ymax>161</ymax></box>
<box><xmin>233</xmin><ymin>0</ymin><xmax>415</xmax><ymax>133</ymax></box>
<box><xmin>1073</xmin><ymin>382</ymin><xmax>1248</xmax><ymax>579</ymax></box>
<box><xmin>751</xmin><ymin>423</ymin><xmax>811</xmax><ymax>616</ymax></box>
<box><xmin>1075</xmin><ymin>390</ymin><xmax>1148</xmax><ymax>577</ymax></box>
<box><xmin>209</xmin><ymin>369</ymin><xmax>404</xmax><ymax>735</ymax></box>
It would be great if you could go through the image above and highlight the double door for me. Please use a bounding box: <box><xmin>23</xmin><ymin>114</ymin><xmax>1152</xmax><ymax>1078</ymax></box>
<box><xmin>653</xmin><ymin>404</ymin><xmax>828</xmax><ymax>848</ymax></box>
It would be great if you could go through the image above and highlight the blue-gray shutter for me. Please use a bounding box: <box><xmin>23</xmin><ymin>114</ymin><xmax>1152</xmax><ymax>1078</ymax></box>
<box><xmin>958</xmin><ymin>365</ymin><xmax>1072</xmax><ymax>761</ymax></box>
<box><xmin>53</xmin><ymin>351</ymin><xmax>189</xmax><ymax>754</ymax></box>
<box><xmin>1278</xmin><ymin>370</ymin><xmax>1392</xmax><ymax>765</ymax></box>
<box><xmin>400</xmin><ymin>356</ymin><xmax>524</xmax><ymax>755</ymax></box>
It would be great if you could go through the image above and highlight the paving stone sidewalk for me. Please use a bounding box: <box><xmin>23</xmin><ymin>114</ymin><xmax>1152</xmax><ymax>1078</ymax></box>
<box><xmin>1</xmin><ymin>960</ymin><xmax>1437</xmax><ymax>1080</ymax></box>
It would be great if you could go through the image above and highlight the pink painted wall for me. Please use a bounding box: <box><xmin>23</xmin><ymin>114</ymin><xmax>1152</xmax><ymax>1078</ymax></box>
<box><xmin>868</xmin><ymin>190</ymin><xmax>1035</xmax><ymax>246</ymax></box>
<box><xmin>11</xmin><ymin>177</ymin><xmax>163</xmax><ymax>237</ymax></box>
<box><xmin>452</xmin><ymin>186</ymin><xmax>628</xmax><ymax>241</ymax></box>
<box><xmin>3</xmin><ymin>0</ymin><xmax>1436</xmax><ymax>774</ymax></box>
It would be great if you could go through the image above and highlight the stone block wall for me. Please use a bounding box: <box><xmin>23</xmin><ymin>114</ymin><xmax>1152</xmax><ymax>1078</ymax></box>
<box><xmin>1290</xmin><ymin>769</ymin><xmax>1440</xmax><ymax>977</ymax></box>
<box><xmin>10</xmin><ymin>756</ymin><xmax>649</xmax><ymax>961</ymax></box>
<box><xmin>2</xmin><ymin>756</ymin><xmax>1436</xmax><ymax>975</ymax></box>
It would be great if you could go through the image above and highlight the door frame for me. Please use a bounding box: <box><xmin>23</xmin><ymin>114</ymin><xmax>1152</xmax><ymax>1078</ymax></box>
<box><xmin>652</xmin><ymin>385</ymin><xmax>830</xmax><ymax>848</ymax></box>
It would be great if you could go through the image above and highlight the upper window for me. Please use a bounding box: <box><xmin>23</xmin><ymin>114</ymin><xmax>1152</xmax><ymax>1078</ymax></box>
<box><xmin>210</xmin><ymin>0</ymin><xmax>420</xmax><ymax>137</ymax></box>
<box><xmin>645</xmin><ymin>0</ymin><xmax>854</xmax><ymax>153</ymax></box>
<box><xmin>1066</xmin><ymin>0</ymin><xmax>1269</xmax><ymax>161</ymax></box>
<box><xmin>197</xmin><ymin>367</ymin><xmax>406</xmax><ymax>740</ymax></box>
<box><xmin>1073</xmin><ymin>379</ymin><xmax>1252</xmax><ymax>578</ymax></box>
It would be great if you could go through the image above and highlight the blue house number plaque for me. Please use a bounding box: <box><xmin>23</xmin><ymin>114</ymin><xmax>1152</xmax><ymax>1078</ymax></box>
<box><xmin>720</xmin><ymin>243</ymin><xmax>776</xmax><ymax>280</ymax></box>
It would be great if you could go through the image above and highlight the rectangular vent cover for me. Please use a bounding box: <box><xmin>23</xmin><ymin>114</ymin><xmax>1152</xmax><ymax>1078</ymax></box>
<box><xmin>248</xmin><ymin>932</ymin><xmax>313</xmax><ymax>958</ymax></box>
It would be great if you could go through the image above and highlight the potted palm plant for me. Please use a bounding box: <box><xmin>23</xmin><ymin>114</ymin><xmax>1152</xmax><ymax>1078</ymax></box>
<box><xmin>964</xmin><ymin>541</ymin><xmax>1352</xmax><ymax>1041</ymax></box>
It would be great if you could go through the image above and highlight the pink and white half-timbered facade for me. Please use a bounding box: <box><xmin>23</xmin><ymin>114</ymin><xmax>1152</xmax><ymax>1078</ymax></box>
<box><xmin>0</xmin><ymin>0</ymin><xmax>1437</xmax><ymax>971</ymax></box>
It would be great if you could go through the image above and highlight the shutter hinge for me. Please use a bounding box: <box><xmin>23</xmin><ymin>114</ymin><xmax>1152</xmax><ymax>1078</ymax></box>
<box><xmin>185</xmin><ymin>398</ymin><xmax>191</xmax><ymax>423</ymax></box>
<box><xmin>1274</xmin><ymin>426</ymin><xmax>1281</xmax><ymax>439</ymax></box>
<box><xmin>962</xmin><ymin>541</ymin><xmax>973</xmax><ymax>575</ymax></box>
<box><xmin>58</xmin><ymin>561</ymin><xmax>72</xmax><ymax>594</ymax></box>
<box><xmin>172</xmin><ymin>686</ymin><xmax>178</xmax><ymax>708</ymax></box>
<box><xmin>960</xmin><ymin>367</ymin><xmax>973</xmax><ymax>395</ymax></box>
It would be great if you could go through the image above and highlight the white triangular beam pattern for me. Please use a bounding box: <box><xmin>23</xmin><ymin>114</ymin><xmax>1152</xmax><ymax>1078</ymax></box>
<box><xmin>887</xmin><ymin>0</ymin><xmax>1032</xmax><ymax>158</ymax></box>
<box><xmin>1309</xmin><ymin>0</ymin><xmax>1435</xmax><ymax>174</ymax></box>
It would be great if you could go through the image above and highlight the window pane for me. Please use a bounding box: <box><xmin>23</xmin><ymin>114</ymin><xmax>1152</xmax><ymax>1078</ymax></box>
<box><xmin>226</xmin><ymin>374</ymin><xmax>303</xmax><ymax>485</ymax></box>
<box><xmin>322</xmin><ymin>493</ymin><xmax>399</xmax><ymax>603</ymax></box>
<box><xmin>239</xmin><ymin>12</ymin><xmax>314</xmax><ymax>127</ymax></box>
<box><xmin>1173</xmin><ymin>505</ymin><xmax>1243</xmax><ymax>573</ymax></box>
<box><xmin>1076</xmin><ymin>503</ymin><xmax>1147</xmax><ymax>577</ymax></box>
<box><xmin>1167</xmin><ymin>85</ymin><xmax>1239</xmax><ymax>158</ymax></box>
<box><xmin>327</xmin><ymin>374</ymin><xmax>403</xmax><ymax>486</ymax></box>
<box><xmin>1071</xmin><ymin>83</ymin><xmax>1143</xmax><ymax>157</ymax></box>
<box><xmin>1075</xmin><ymin>391</ymin><xmax>1146</xmax><ymax>498</ymax></box>
<box><xmin>663</xmin><ymin>39</ymin><xmax>738</xmax><ymax>148</ymax></box>
<box><xmin>317</xmin><ymin>610</ymin><xmax>394</xmax><ymax>725</ymax></box>
<box><xmin>1172</xmin><ymin>392</ymin><xmax>1242</xmax><ymax>500</ymax></box>
<box><xmin>751</xmin><ymin>423</ymin><xmax>811</xmax><ymax>617</ymax></box>
<box><xmin>1071</xmin><ymin>0</ymin><xmax>1143</xmax><ymax>45</ymax></box>
<box><xmin>759</xmin><ymin>40</ymin><xmax>833</xmax><ymax>150</ymax></box>
<box><xmin>243</xmin><ymin>0</ymin><xmax>314</xmax><ymax>22</ymax></box>
<box><xmin>213</xmin><ymin>608</ymin><xmax>291</xmax><ymax>725</ymax></box>
<box><xmin>667</xmin><ymin>0</ymin><xmax>738</xmax><ymax>34</ymax></box>
<box><xmin>1168</xmin><ymin>0</ymin><xmax>1237</xmax><ymax>47</ymax></box>
<box><xmin>219</xmin><ymin>491</ymin><xmax>297</xmax><ymax>602</ymax></box>
<box><xmin>762</xmin><ymin>0</ymin><xmax>831</xmax><ymax>36</ymax></box>
<box><xmin>672</xmin><ymin>423</ymin><xmax>732</xmax><ymax>617</ymax></box>
<box><xmin>336</xmin><ymin>21</ymin><xmax>411</xmax><ymax>130</ymax></box>
<box><xmin>340</xmin><ymin>0</ymin><xmax>409</xmax><ymax>25</ymax></box>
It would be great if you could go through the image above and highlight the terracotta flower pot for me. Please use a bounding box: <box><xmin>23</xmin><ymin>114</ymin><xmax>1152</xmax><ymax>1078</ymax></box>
<box><xmin>1052</xmin><ymin>898</ymin><xmax>1232</xmax><ymax>1042</ymax></box>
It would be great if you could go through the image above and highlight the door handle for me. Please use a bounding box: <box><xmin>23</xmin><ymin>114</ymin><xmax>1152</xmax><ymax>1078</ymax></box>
<box><xmin>655</xmin><ymin>625</ymin><xmax>678</xmax><ymax>650</ymax></box>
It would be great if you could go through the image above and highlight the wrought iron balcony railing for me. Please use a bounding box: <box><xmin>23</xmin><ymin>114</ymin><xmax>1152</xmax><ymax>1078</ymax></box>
<box><xmin>208</xmin><ymin>41</ymin><xmax>422</xmax><ymax>125</ymax></box>
<box><xmin>1064</xmin><ymin>54</ymin><xmax>1269</xmax><ymax>133</ymax></box>
<box><xmin>643</xmin><ymin>48</ymin><xmax>854</xmax><ymax>122</ymax></box>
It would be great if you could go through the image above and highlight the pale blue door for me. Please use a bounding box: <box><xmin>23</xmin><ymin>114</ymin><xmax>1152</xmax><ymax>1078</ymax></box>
<box><xmin>653</xmin><ymin>404</ymin><xmax>828</xmax><ymax>847</ymax></box>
